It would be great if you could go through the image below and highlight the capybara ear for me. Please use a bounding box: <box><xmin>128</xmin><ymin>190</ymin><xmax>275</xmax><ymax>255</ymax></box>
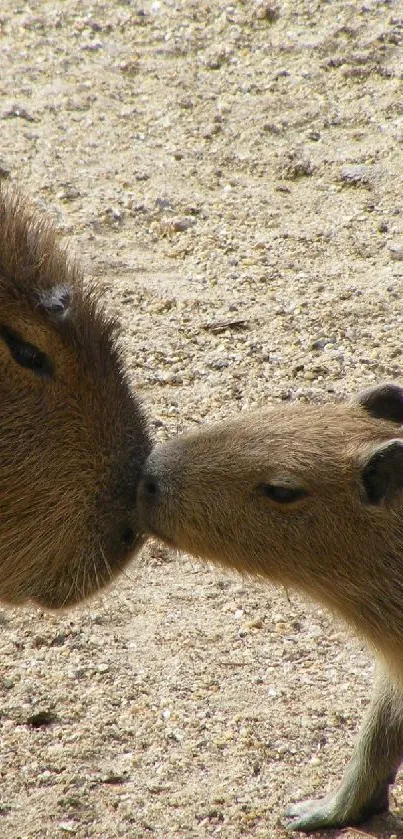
<box><xmin>38</xmin><ymin>285</ymin><xmax>72</xmax><ymax>319</ymax></box>
<box><xmin>361</xmin><ymin>440</ymin><xmax>403</xmax><ymax>505</ymax></box>
<box><xmin>357</xmin><ymin>383</ymin><xmax>403</xmax><ymax>424</ymax></box>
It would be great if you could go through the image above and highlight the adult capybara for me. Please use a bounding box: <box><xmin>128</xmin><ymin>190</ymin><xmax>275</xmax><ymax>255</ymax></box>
<box><xmin>0</xmin><ymin>190</ymin><xmax>151</xmax><ymax>610</ymax></box>
<box><xmin>138</xmin><ymin>384</ymin><xmax>403</xmax><ymax>831</ymax></box>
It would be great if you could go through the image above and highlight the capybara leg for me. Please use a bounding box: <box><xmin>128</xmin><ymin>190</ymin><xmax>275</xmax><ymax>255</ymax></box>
<box><xmin>285</xmin><ymin>672</ymin><xmax>403</xmax><ymax>831</ymax></box>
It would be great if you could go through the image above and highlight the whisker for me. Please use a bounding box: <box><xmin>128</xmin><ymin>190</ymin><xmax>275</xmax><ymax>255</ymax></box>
<box><xmin>61</xmin><ymin>573</ymin><xmax>77</xmax><ymax>608</ymax></box>
<box><xmin>92</xmin><ymin>555</ymin><xmax>102</xmax><ymax>595</ymax></box>
<box><xmin>120</xmin><ymin>566</ymin><xmax>137</xmax><ymax>584</ymax></box>
<box><xmin>80</xmin><ymin>564</ymin><xmax>88</xmax><ymax>602</ymax></box>
<box><xmin>99</xmin><ymin>542</ymin><xmax>113</xmax><ymax>584</ymax></box>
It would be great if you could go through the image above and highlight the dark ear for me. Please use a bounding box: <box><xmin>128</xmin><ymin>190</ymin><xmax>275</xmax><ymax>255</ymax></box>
<box><xmin>357</xmin><ymin>383</ymin><xmax>403</xmax><ymax>424</ymax></box>
<box><xmin>361</xmin><ymin>440</ymin><xmax>403</xmax><ymax>505</ymax></box>
<box><xmin>38</xmin><ymin>285</ymin><xmax>72</xmax><ymax>319</ymax></box>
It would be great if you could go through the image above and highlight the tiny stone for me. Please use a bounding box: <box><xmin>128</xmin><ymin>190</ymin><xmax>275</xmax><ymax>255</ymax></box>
<box><xmin>202</xmin><ymin>123</ymin><xmax>221</xmax><ymax>139</ymax></box>
<box><xmin>272</xmin><ymin>613</ymin><xmax>285</xmax><ymax>623</ymax></box>
<box><xmin>263</xmin><ymin>122</ymin><xmax>282</xmax><ymax>134</ymax></box>
<box><xmin>3</xmin><ymin>103</ymin><xmax>35</xmax><ymax>121</ymax></box>
<box><xmin>57</xmin><ymin>186</ymin><xmax>80</xmax><ymax>201</ymax></box>
<box><xmin>306</xmin><ymin>130</ymin><xmax>320</xmax><ymax>141</ymax></box>
<box><xmin>340</xmin><ymin>164</ymin><xmax>373</xmax><ymax>184</ymax></box>
<box><xmin>171</xmin><ymin>216</ymin><xmax>195</xmax><ymax>232</ymax></box>
<box><xmin>255</xmin><ymin>2</ymin><xmax>280</xmax><ymax>22</ymax></box>
<box><xmin>388</xmin><ymin>243</ymin><xmax>403</xmax><ymax>261</ymax></box>
<box><xmin>245</xmin><ymin>618</ymin><xmax>263</xmax><ymax>629</ymax></box>
<box><xmin>155</xmin><ymin>197</ymin><xmax>172</xmax><ymax>210</ymax></box>
<box><xmin>119</xmin><ymin>59</ymin><xmax>139</xmax><ymax>75</ymax></box>
<box><xmin>311</xmin><ymin>337</ymin><xmax>336</xmax><ymax>350</ymax></box>
<box><xmin>59</xmin><ymin>822</ymin><xmax>77</xmax><ymax>834</ymax></box>
<box><xmin>105</xmin><ymin>207</ymin><xmax>123</xmax><ymax>222</ymax></box>
<box><xmin>281</xmin><ymin>151</ymin><xmax>314</xmax><ymax>179</ymax></box>
<box><xmin>0</xmin><ymin>160</ymin><xmax>10</xmax><ymax>179</ymax></box>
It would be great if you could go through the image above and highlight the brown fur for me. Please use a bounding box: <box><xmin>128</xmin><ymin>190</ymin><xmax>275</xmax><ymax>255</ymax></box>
<box><xmin>138</xmin><ymin>386</ymin><xmax>403</xmax><ymax>830</ymax></box>
<box><xmin>0</xmin><ymin>190</ymin><xmax>151</xmax><ymax>609</ymax></box>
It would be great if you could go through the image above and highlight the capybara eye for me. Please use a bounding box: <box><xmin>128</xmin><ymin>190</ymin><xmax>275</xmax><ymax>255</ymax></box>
<box><xmin>256</xmin><ymin>483</ymin><xmax>308</xmax><ymax>504</ymax></box>
<box><xmin>0</xmin><ymin>325</ymin><xmax>53</xmax><ymax>377</ymax></box>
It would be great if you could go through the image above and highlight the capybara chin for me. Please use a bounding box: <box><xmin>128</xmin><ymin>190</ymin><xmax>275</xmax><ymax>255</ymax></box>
<box><xmin>0</xmin><ymin>190</ymin><xmax>152</xmax><ymax>610</ymax></box>
<box><xmin>138</xmin><ymin>383</ymin><xmax>403</xmax><ymax>831</ymax></box>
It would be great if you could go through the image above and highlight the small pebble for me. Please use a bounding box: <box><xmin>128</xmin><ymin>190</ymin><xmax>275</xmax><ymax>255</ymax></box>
<box><xmin>3</xmin><ymin>103</ymin><xmax>35</xmax><ymax>121</ymax></box>
<box><xmin>388</xmin><ymin>243</ymin><xmax>403</xmax><ymax>261</ymax></box>
<box><xmin>254</xmin><ymin>2</ymin><xmax>280</xmax><ymax>21</ymax></box>
<box><xmin>281</xmin><ymin>151</ymin><xmax>314</xmax><ymax>179</ymax></box>
<box><xmin>59</xmin><ymin>822</ymin><xmax>77</xmax><ymax>834</ymax></box>
<box><xmin>311</xmin><ymin>337</ymin><xmax>336</xmax><ymax>350</ymax></box>
<box><xmin>57</xmin><ymin>186</ymin><xmax>80</xmax><ymax>201</ymax></box>
<box><xmin>171</xmin><ymin>216</ymin><xmax>195</xmax><ymax>232</ymax></box>
<box><xmin>340</xmin><ymin>164</ymin><xmax>373</xmax><ymax>184</ymax></box>
<box><xmin>0</xmin><ymin>160</ymin><xmax>10</xmax><ymax>178</ymax></box>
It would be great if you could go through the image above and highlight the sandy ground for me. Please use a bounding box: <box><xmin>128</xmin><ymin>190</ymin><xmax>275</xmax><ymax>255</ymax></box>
<box><xmin>1</xmin><ymin>1</ymin><xmax>403</xmax><ymax>837</ymax></box>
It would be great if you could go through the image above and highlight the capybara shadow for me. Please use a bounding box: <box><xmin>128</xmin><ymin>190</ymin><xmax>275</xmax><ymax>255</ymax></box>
<box><xmin>139</xmin><ymin>384</ymin><xmax>403</xmax><ymax>832</ymax></box>
<box><xmin>0</xmin><ymin>189</ymin><xmax>152</xmax><ymax>610</ymax></box>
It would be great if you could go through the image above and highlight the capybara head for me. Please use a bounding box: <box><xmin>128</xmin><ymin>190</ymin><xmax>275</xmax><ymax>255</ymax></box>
<box><xmin>139</xmin><ymin>384</ymin><xmax>403</xmax><ymax>647</ymax></box>
<box><xmin>0</xmin><ymin>190</ymin><xmax>152</xmax><ymax>609</ymax></box>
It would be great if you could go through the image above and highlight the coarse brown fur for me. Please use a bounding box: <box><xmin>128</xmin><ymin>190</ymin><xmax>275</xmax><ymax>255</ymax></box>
<box><xmin>138</xmin><ymin>385</ymin><xmax>403</xmax><ymax>831</ymax></box>
<box><xmin>0</xmin><ymin>189</ymin><xmax>152</xmax><ymax>610</ymax></box>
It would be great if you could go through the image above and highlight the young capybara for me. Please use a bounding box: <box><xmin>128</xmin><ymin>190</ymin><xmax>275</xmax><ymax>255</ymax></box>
<box><xmin>138</xmin><ymin>384</ymin><xmax>403</xmax><ymax>831</ymax></box>
<box><xmin>0</xmin><ymin>190</ymin><xmax>152</xmax><ymax>610</ymax></box>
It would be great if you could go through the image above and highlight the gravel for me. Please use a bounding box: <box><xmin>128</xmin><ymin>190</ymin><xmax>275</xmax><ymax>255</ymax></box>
<box><xmin>1</xmin><ymin>1</ymin><xmax>403</xmax><ymax>837</ymax></box>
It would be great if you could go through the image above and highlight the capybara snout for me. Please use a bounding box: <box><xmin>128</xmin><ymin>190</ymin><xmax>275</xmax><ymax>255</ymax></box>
<box><xmin>0</xmin><ymin>191</ymin><xmax>152</xmax><ymax>609</ymax></box>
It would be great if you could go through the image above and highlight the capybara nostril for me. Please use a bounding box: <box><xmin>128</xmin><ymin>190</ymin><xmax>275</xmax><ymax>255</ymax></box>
<box><xmin>138</xmin><ymin>473</ymin><xmax>162</xmax><ymax>508</ymax></box>
<box><xmin>144</xmin><ymin>477</ymin><xmax>160</xmax><ymax>498</ymax></box>
<box><xmin>120</xmin><ymin>525</ymin><xmax>136</xmax><ymax>550</ymax></box>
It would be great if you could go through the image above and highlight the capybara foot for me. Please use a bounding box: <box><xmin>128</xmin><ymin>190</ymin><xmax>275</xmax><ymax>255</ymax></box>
<box><xmin>285</xmin><ymin>787</ymin><xmax>389</xmax><ymax>832</ymax></box>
